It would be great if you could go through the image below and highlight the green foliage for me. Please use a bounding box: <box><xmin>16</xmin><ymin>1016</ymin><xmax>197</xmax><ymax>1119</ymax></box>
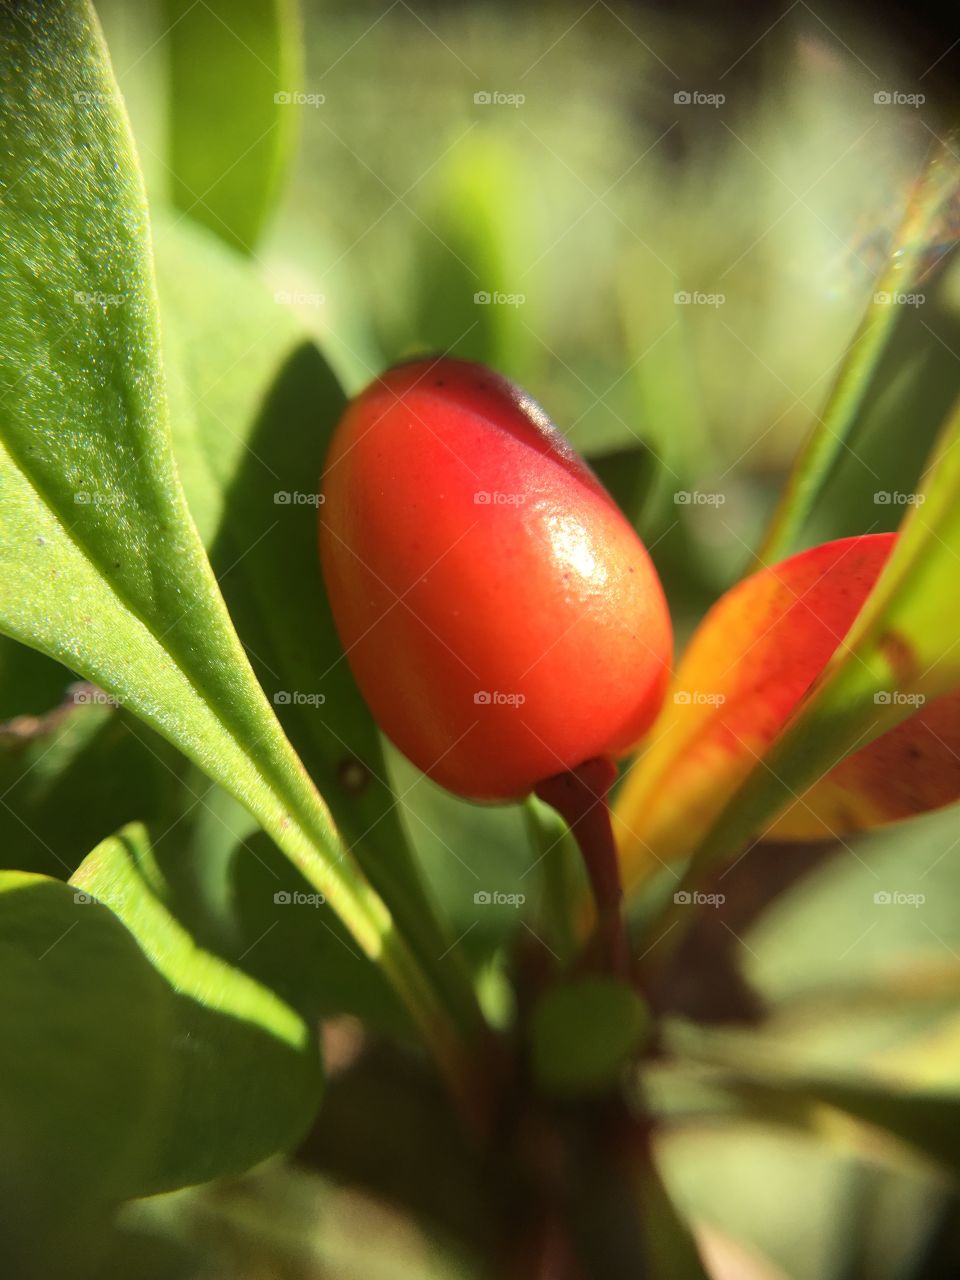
<box><xmin>72</xmin><ymin>824</ymin><xmax>322</xmax><ymax>1191</ymax></box>
<box><xmin>0</xmin><ymin>0</ymin><xmax>419</xmax><ymax>994</ymax></box>
<box><xmin>0</xmin><ymin>698</ymin><xmax>182</xmax><ymax>879</ymax></box>
<box><xmin>0</xmin><ymin>638</ymin><xmax>74</xmax><ymax>722</ymax></box>
<box><xmin>156</xmin><ymin>216</ymin><xmax>478</xmax><ymax>1035</ymax></box>
<box><xmin>1</xmin><ymin>1</ymin><xmax>959</xmax><ymax>1276</ymax></box>
<box><xmin>660</xmin><ymin>807</ymin><xmax>960</xmax><ymax>1178</ymax></box>
<box><xmin>0</xmin><ymin>870</ymin><xmax>171</xmax><ymax>1269</ymax></box>
<box><xmin>162</xmin><ymin>0</ymin><xmax>302</xmax><ymax>253</ymax></box>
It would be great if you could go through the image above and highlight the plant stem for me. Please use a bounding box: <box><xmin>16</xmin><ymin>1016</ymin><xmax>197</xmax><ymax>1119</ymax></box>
<box><xmin>534</xmin><ymin>758</ymin><xmax>629</xmax><ymax>979</ymax></box>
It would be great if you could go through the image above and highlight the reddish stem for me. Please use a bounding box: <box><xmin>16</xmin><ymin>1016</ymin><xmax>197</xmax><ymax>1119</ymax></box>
<box><xmin>534</xmin><ymin>757</ymin><xmax>629</xmax><ymax>978</ymax></box>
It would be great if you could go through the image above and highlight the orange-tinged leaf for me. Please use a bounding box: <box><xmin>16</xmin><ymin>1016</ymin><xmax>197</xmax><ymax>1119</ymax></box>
<box><xmin>768</xmin><ymin>687</ymin><xmax>960</xmax><ymax>838</ymax></box>
<box><xmin>614</xmin><ymin>532</ymin><xmax>960</xmax><ymax>886</ymax></box>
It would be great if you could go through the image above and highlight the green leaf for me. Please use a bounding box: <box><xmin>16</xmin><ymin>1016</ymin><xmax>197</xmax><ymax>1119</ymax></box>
<box><xmin>634</xmin><ymin>1156</ymin><xmax>712</xmax><ymax>1280</ymax></box>
<box><xmin>755</xmin><ymin>145</ymin><xmax>960</xmax><ymax>564</ymax></box>
<box><xmin>655</xmin><ymin>1121</ymin><xmax>943</xmax><ymax>1280</ymax></box>
<box><xmin>156</xmin><ymin>219</ymin><xmax>404</xmax><ymax>909</ymax></box>
<box><xmin>72</xmin><ymin>823</ymin><xmax>322</xmax><ymax>1191</ymax></box>
<box><xmin>587</xmin><ymin>442</ymin><xmax>660</xmax><ymax>532</ymax></box>
<box><xmin>0</xmin><ymin>0</ymin><xmax>478</xmax><ymax>1091</ymax></box>
<box><xmin>618</xmin><ymin>257</ymin><xmax>714</xmax><ymax>488</ymax></box>
<box><xmin>0</xmin><ymin>870</ymin><xmax>172</xmax><ymax>1265</ymax></box>
<box><xmin>208</xmin><ymin>824</ymin><xmax>411</xmax><ymax>1035</ymax></box>
<box><xmin>0</xmin><ymin>635</ymin><xmax>74</xmax><ymax>722</ymax></box>
<box><xmin>403</xmin><ymin>131</ymin><xmax>543</xmax><ymax>382</ymax></box>
<box><xmin>0</xmin><ymin>0</ymin><xmax>374</xmax><ymax>953</ymax></box>
<box><xmin>660</xmin><ymin>1032</ymin><xmax>960</xmax><ymax>1181</ymax></box>
<box><xmin>658</xmin><ymin>808</ymin><xmax>960</xmax><ymax>1178</ymax></box>
<box><xmin>386</xmin><ymin>743</ymin><xmax>533</xmax><ymax>962</ymax></box>
<box><xmin>522</xmin><ymin>793</ymin><xmax>586</xmax><ymax>967</ymax></box>
<box><xmin>155</xmin><ymin>216</ymin><xmax>483</xmax><ymax>1043</ymax></box>
<box><xmin>162</xmin><ymin>0</ymin><xmax>302</xmax><ymax>253</ymax></box>
<box><xmin>0</xmin><ymin>697</ymin><xmax>183</xmax><ymax>880</ymax></box>
<box><xmin>529</xmin><ymin>976</ymin><xmax>649</xmax><ymax>1097</ymax></box>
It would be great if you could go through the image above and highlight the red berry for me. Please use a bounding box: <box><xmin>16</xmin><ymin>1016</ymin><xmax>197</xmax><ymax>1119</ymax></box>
<box><xmin>318</xmin><ymin>357</ymin><xmax>672</xmax><ymax>802</ymax></box>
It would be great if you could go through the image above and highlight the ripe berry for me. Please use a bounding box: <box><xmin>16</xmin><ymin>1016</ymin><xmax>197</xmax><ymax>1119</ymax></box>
<box><xmin>319</xmin><ymin>357</ymin><xmax>672</xmax><ymax>804</ymax></box>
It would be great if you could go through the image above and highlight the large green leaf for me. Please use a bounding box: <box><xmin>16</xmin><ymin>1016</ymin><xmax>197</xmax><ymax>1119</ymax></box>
<box><xmin>162</xmin><ymin>0</ymin><xmax>302</xmax><ymax>253</ymax></box>
<box><xmin>0</xmin><ymin>870</ymin><xmax>172</xmax><ymax>1272</ymax></box>
<box><xmin>656</xmin><ymin>1121</ymin><xmax>948</xmax><ymax>1280</ymax></box>
<box><xmin>0</xmin><ymin>0</ymin><xmax>471</xmax><ymax>1085</ymax></box>
<box><xmin>154</xmin><ymin>216</ymin><xmax>483</xmax><ymax>1037</ymax></box>
<box><xmin>72</xmin><ymin>823</ymin><xmax>322</xmax><ymax>1191</ymax></box>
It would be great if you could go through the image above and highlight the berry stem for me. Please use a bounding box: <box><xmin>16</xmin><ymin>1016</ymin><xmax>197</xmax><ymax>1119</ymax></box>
<box><xmin>534</xmin><ymin>758</ymin><xmax>629</xmax><ymax>979</ymax></box>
